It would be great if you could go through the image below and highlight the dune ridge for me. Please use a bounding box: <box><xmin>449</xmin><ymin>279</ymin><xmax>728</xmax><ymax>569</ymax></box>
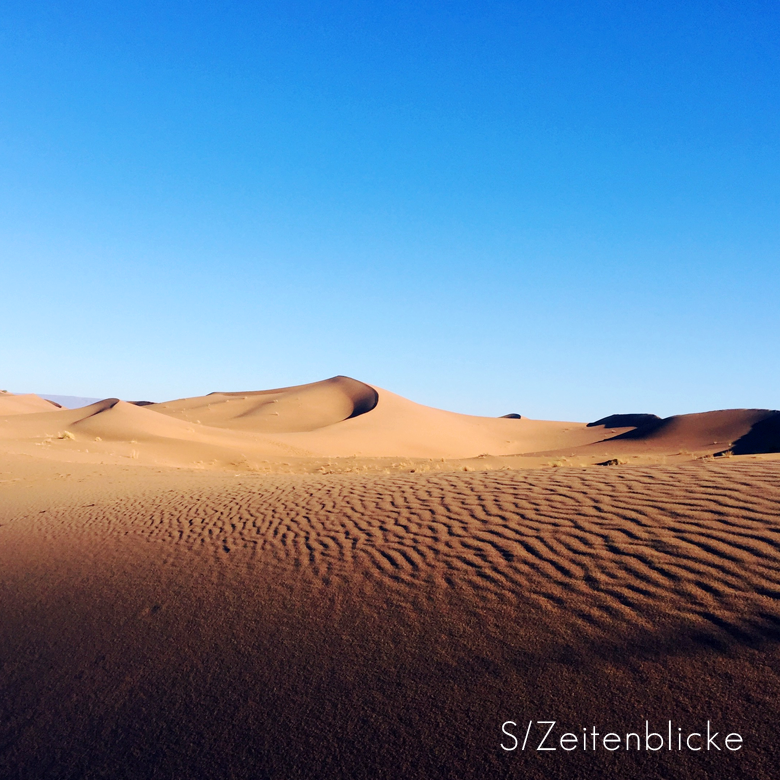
<box><xmin>609</xmin><ymin>408</ymin><xmax>778</xmax><ymax>449</ymax></box>
<box><xmin>0</xmin><ymin>380</ymin><xmax>777</xmax><ymax>470</ymax></box>
<box><xmin>150</xmin><ymin>376</ymin><xmax>379</xmax><ymax>433</ymax></box>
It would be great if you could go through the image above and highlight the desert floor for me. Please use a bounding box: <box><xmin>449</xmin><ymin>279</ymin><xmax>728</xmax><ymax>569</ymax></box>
<box><xmin>1</xmin><ymin>453</ymin><xmax>779</xmax><ymax>779</ymax></box>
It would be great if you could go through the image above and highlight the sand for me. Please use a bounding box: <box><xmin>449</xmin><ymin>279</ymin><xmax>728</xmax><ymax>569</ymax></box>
<box><xmin>1</xmin><ymin>379</ymin><xmax>778</xmax><ymax>778</ymax></box>
<box><xmin>0</xmin><ymin>392</ymin><xmax>61</xmax><ymax>415</ymax></box>
<box><xmin>2</xmin><ymin>377</ymin><xmax>776</xmax><ymax>470</ymax></box>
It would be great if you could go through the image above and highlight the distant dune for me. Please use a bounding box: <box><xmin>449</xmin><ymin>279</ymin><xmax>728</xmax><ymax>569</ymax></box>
<box><xmin>587</xmin><ymin>413</ymin><xmax>662</xmax><ymax>428</ymax></box>
<box><xmin>150</xmin><ymin>376</ymin><xmax>379</xmax><ymax>433</ymax></box>
<box><xmin>0</xmin><ymin>378</ymin><xmax>777</xmax><ymax>470</ymax></box>
<box><xmin>599</xmin><ymin>408</ymin><xmax>779</xmax><ymax>454</ymax></box>
<box><xmin>732</xmin><ymin>411</ymin><xmax>780</xmax><ymax>454</ymax></box>
<box><xmin>0</xmin><ymin>392</ymin><xmax>61</xmax><ymax>414</ymax></box>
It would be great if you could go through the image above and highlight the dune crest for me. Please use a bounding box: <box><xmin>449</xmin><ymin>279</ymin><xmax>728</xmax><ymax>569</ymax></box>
<box><xmin>150</xmin><ymin>376</ymin><xmax>379</xmax><ymax>433</ymax></box>
<box><xmin>273</xmin><ymin>385</ymin><xmax>609</xmax><ymax>459</ymax></box>
<box><xmin>607</xmin><ymin>408</ymin><xmax>780</xmax><ymax>452</ymax></box>
<box><xmin>1</xmin><ymin>381</ymin><xmax>778</xmax><ymax>469</ymax></box>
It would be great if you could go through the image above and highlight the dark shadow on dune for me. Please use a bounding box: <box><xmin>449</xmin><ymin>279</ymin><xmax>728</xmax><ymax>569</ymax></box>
<box><xmin>500</xmin><ymin>413</ymin><xmax>523</xmax><ymax>419</ymax></box>
<box><xmin>730</xmin><ymin>411</ymin><xmax>780</xmax><ymax>455</ymax></box>
<box><xmin>588</xmin><ymin>413</ymin><xmax>663</xmax><ymax>431</ymax></box>
<box><xmin>607</xmin><ymin>408</ymin><xmax>780</xmax><ymax>449</ymax></box>
<box><xmin>79</xmin><ymin>398</ymin><xmax>121</xmax><ymax>415</ymax></box>
<box><xmin>344</xmin><ymin>378</ymin><xmax>379</xmax><ymax>419</ymax></box>
<box><xmin>588</xmin><ymin>413</ymin><xmax>662</xmax><ymax>429</ymax></box>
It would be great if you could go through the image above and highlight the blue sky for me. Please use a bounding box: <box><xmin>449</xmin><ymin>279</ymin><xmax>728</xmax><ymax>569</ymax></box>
<box><xmin>1</xmin><ymin>1</ymin><xmax>778</xmax><ymax>420</ymax></box>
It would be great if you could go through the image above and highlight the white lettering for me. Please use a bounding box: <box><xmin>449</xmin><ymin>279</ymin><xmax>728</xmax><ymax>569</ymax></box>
<box><xmin>559</xmin><ymin>733</ymin><xmax>578</xmax><ymax>751</ymax></box>
<box><xmin>536</xmin><ymin>721</ymin><xmax>557</xmax><ymax>751</ymax></box>
<box><xmin>725</xmin><ymin>733</ymin><xmax>743</xmax><ymax>751</ymax></box>
<box><xmin>706</xmin><ymin>721</ymin><xmax>721</xmax><ymax>751</ymax></box>
<box><xmin>500</xmin><ymin>721</ymin><xmax>518</xmax><ymax>751</ymax></box>
<box><xmin>645</xmin><ymin>721</ymin><xmax>664</xmax><ymax>751</ymax></box>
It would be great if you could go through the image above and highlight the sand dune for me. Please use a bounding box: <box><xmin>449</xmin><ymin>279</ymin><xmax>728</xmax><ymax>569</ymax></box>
<box><xmin>0</xmin><ymin>379</ymin><xmax>624</xmax><ymax>466</ymax></box>
<box><xmin>151</xmin><ymin>375</ymin><xmax>380</xmax><ymax>433</ymax></box>
<box><xmin>1</xmin><ymin>382</ymin><xmax>777</xmax><ymax>472</ymax></box>
<box><xmin>0</xmin><ymin>392</ymin><xmax>61</xmax><ymax>415</ymax></box>
<box><xmin>149</xmin><ymin>376</ymin><xmax>609</xmax><ymax>460</ymax></box>
<box><xmin>0</xmin><ymin>397</ymin><xmax>316</xmax><ymax>468</ymax></box>
<box><xmin>67</xmin><ymin>398</ymin><xmax>224</xmax><ymax>442</ymax></box>
<box><xmin>267</xmin><ymin>384</ymin><xmax>617</xmax><ymax>459</ymax></box>
<box><xmin>588</xmin><ymin>413</ymin><xmax>662</xmax><ymax>428</ymax></box>
<box><xmin>544</xmin><ymin>408</ymin><xmax>780</xmax><ymax>462</ymax></box>
<box><xmin>610</xmin><ymin>408</ymin><xmax>779</xmax><ymax>451</ymax></box>
<box><xmin>0</xmin><ymin>398</ymin><xmax>203</xmax><ymax>444</ymax></box>
<box><xmin>733</xmin><ymin>411</ymin><xmax>780</xmax><ymax>454</ymax></box>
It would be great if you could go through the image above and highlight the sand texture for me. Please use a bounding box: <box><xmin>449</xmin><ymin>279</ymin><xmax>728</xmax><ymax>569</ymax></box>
<box><xmin>1</xmin><ymin>379</ymin><xmax>779</xmax><ymax>778</ymax></box>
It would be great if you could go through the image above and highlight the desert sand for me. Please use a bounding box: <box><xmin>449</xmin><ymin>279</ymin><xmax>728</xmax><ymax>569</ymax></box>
<box><xmin>1</xmin><ymin>379</ymin><xmax>778</xmax><ymax>778</ymax></box>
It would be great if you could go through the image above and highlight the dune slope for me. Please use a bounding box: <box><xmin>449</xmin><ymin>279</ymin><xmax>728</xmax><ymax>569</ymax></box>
<box><xmin>151</xmin><ymin>376</ymin><xmax>379</xmax><ymax>433</ymax></box>
<box><xmin>1</xmin><ymin>385</ymin><xmax>778</xmax><ymax>467</ymax></box>
<box><xmin>268</xmin><ymin>385</ymin><xmax>616</xmax><ymax>459</ymax></box>
<box><xmin>610</xmin><ymin>408</ymin><xmax>779</xmax><ymax>451</ymax></box>
<box><xmin>532</xmin><ymin>408</ymin><xmax>780</xmax><ymax>461</ymax></box>
<box><xmin>0</xmin><ymin>393</ymin><xmax>61</xmax><ymax>415</ymax></box>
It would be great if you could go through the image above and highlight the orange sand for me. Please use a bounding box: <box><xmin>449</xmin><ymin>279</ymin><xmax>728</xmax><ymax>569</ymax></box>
<box><xmin>0</xmin><ymin>379</ymin><xmax>778</xmax><ymax>778</ymax></box>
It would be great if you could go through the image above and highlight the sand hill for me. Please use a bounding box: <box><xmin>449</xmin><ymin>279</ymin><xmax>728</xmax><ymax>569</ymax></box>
<box><xmin>0</xmin><ymin>377</ymin><xmax>776</xmax><ymax>471</ymax></box>
<box><xmin>0</xmin><ymin>392</ymin><xmax>61</xmax><ymax>415</ymax></box>
<box><xmin>150</xmin><ymin>375</ymin><xmax>379</xmax><ymax>433</ymax></box>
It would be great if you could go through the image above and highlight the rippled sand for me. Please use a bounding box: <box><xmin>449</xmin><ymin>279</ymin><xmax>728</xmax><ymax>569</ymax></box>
<box><xmin>1</xmin><ymin>458</ymin><xmax>778</xmax><ymax>778</ymax></box>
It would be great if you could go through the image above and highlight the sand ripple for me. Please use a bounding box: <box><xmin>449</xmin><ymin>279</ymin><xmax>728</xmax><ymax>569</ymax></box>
<box><xmin>57</xmin><ymin>461</ymin><xmax>780</xmax><ymax>650</ymax></box>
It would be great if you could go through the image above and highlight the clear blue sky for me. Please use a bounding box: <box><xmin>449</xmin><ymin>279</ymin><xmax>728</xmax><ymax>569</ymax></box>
<box><xmin>2</xmin><ymin>1</ymin><xmax>778</xmax><ymax>420</ymax></box>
